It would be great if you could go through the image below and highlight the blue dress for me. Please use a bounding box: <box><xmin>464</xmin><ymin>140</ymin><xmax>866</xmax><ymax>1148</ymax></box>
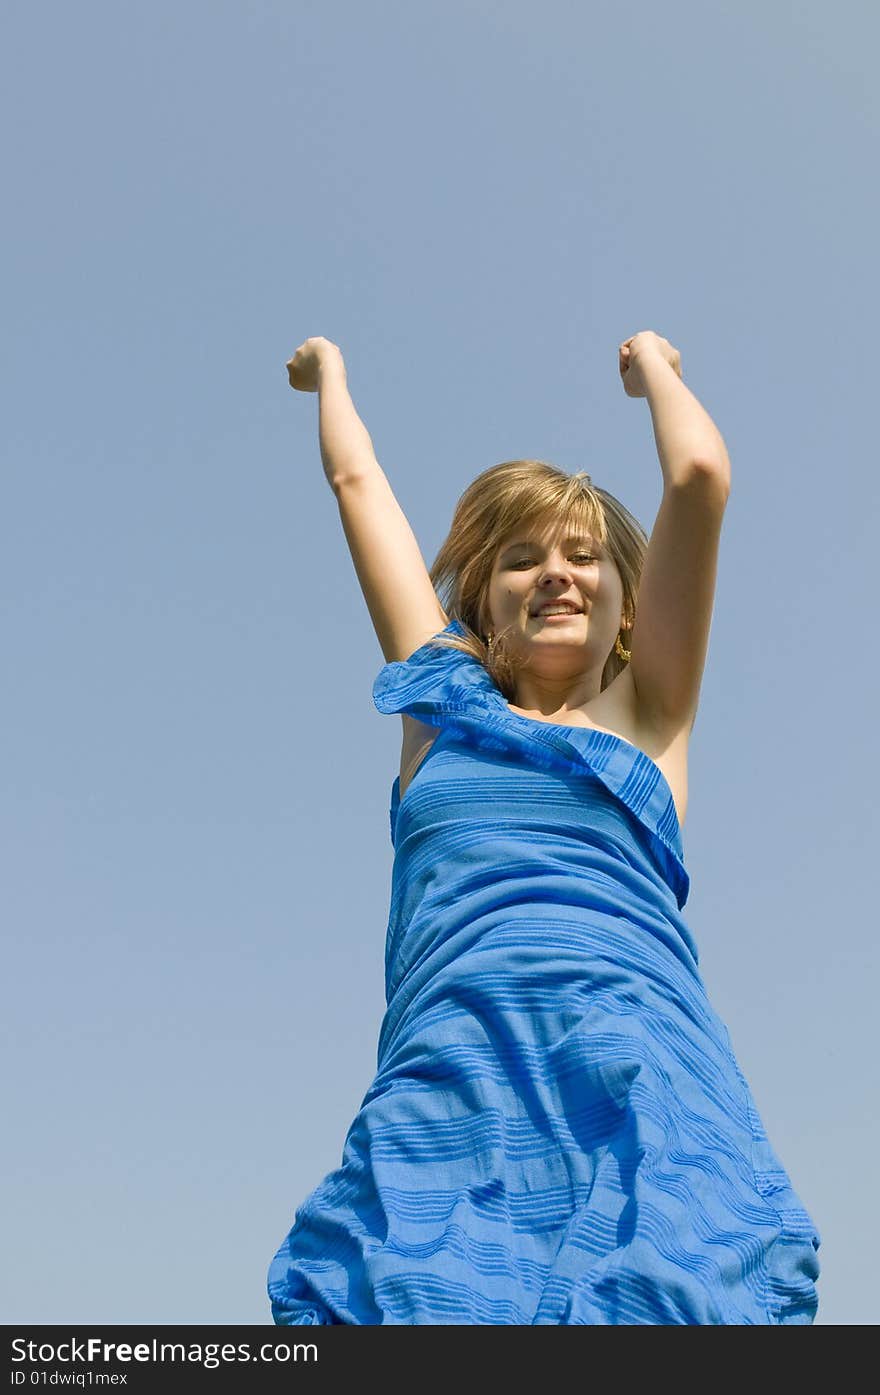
<box><xmin>267</xmin><ymin>619</ymin><xmax>821</xmax><ymax>1325</ymax></box>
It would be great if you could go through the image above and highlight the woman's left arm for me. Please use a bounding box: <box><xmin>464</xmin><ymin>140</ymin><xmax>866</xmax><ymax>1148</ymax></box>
<box><xmin>618</xmin><ymin>332</ymin><xmax>730</xmax><ymax>730</ymax></box>
<box><xmin>620</xmin><ymin>331</ymin><xmax>730</xmax><ymax>488</ymax></box>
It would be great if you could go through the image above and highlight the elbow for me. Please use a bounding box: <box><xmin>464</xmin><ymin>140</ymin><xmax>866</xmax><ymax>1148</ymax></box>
<box><xmin>682</xmin><ymin>457</ymin><xmax>731</xmax><ymax>501</ymax></box>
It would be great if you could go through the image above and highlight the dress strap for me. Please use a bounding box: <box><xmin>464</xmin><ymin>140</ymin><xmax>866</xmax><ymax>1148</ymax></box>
<box><xmin>372</xmin><ymin>619</ymin><xmax>499</xmax><ymax>720</ymax></box>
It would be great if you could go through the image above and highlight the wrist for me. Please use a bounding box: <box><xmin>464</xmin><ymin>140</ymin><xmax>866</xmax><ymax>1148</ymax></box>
<box><xmin>317</xmin><ymin>351</ymin><xmax>346</xmax><ymax>388</ymax></box>
<box><xmin>633</xmin><ymin>347</ymin><xmax>674</xmax><ymax>377</ymax></box>
<box><xmin>637</xmin><ymin>353</ymin><xmax>683</xmax><ymax>405</ymax></box>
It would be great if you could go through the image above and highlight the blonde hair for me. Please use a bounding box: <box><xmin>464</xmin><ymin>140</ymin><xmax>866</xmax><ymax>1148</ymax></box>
<box><xmin>428</xmin><ymin>459</ymin><xmax>648</xmax><ymax>701</ymax></box>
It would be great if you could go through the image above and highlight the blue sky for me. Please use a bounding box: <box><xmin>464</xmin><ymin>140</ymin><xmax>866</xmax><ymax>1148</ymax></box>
<box><xmin>3</xmin><ymin>1</ymin><xmax>877</xmax><ymax>1325</ymax></box>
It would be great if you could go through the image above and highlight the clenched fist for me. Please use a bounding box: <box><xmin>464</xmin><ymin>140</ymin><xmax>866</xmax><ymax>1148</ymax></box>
<box><xmin>618</xmin><ymin>331</ymin><xmax>681</xmax><ymax>398</ymax></box>
<box><xmin>286</xmin><ymin>337</ymin><xmax>344</xmax><ymax>392</ymax></box>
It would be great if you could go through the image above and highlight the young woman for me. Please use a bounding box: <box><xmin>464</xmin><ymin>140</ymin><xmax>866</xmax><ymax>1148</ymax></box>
<box><xmin>267</xmin><ymin>332</ymin><xmax>821</xmax><ymax>1325</ymax></box>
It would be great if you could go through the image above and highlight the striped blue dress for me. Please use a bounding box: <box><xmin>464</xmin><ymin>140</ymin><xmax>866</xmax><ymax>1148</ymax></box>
<box><xmin>267</xmin><ymin>619</ymin><xmax>821</xmax><ymax>1325</ymax></box>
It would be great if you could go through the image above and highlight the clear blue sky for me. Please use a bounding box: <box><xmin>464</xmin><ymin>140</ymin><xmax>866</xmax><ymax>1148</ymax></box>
<box><xmin>3</xmin><ymin>1</ymin><xmax>877</xmax><ymax>1326</ymax></box>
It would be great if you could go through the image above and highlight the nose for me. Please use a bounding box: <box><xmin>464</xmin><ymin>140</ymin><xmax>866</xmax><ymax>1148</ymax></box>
<box><xmin>537</xmin><ymin>554</ymin><xmax>574</xmax><ymax>586</ymax></box>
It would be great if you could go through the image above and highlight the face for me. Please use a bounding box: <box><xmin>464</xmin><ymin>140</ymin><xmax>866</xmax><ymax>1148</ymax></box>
<box><xmin>485</xmin><ymin>520</ymin><xmax>627</xmax><ymax>683</ymax></box>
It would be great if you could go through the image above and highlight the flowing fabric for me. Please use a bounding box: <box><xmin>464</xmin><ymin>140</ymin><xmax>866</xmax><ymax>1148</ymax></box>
<box><xmin>267</xmin><ymin>620</ymin><xmax>820</xmax><ymax>1325</ymax></box>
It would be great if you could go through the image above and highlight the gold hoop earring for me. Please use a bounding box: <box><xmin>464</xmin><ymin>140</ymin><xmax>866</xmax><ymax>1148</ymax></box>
<box><xmin>615</xmin><ymin>633</ymin><xmax>631</xmax><ymax>662</ymax></box>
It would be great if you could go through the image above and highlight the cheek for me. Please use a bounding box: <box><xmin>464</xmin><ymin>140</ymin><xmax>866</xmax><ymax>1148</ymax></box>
<box><xmin>490</xmin><ymin>572</ymin><xmax>525</xmax><ymax>607</ymax></box>
<box><xmin>597</xmin><ymin>569</ymin><xmax>622</xmax><ymax>603</ymax></box>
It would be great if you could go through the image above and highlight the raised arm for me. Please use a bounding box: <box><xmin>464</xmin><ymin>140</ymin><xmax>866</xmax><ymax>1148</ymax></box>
<box><xmin>286</xmin><ymin>336</ymin><xmax>448</xmax><ymax>665</ymax></box>
<box><xmin>618</xmin><ymin>331</ymin><xmax>731</xmax><ymax>731</ymax></box>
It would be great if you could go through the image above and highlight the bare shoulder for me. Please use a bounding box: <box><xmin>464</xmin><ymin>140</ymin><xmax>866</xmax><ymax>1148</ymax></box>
<box><xmin>593</xmin><ymin>664</ymin><xmax>693</xmax><ymax>827</ymax></box>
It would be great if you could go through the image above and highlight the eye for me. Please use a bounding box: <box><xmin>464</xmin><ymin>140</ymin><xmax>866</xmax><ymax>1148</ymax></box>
<box><xmin>510</xmin><ymin>553</ymin><xmax>596</xmax><ymax>568</ymax></box>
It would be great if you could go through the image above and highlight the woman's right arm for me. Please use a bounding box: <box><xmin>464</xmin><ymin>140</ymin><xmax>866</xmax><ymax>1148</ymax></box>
<box><xmin>288</xmin><ymin>337</ymin><xmax>448</xmax><ymax>665</ymax></box>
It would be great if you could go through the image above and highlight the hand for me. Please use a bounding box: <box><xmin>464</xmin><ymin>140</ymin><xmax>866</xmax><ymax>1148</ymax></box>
<box><xmin>286</xmin><ymin>336</ymin><xmax>344</xmax><ymax>392</ymax></box>
<box><xmin>618</xmin><ymin>331</ymin><xmax>681</xmax><ymax>398</ymax></box>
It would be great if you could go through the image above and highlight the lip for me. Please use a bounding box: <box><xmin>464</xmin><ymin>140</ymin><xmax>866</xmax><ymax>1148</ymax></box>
<box><xmin>531</xmin><ymin>604</ymin><xmax>583</xmax><ymax>616</ymax></box>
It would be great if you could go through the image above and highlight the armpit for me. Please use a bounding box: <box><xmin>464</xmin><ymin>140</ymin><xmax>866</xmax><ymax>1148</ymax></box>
<box><xmin>399</xmin><ymin>714</ymin><xmax>440</xmax><ymax>798</ymax></box>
